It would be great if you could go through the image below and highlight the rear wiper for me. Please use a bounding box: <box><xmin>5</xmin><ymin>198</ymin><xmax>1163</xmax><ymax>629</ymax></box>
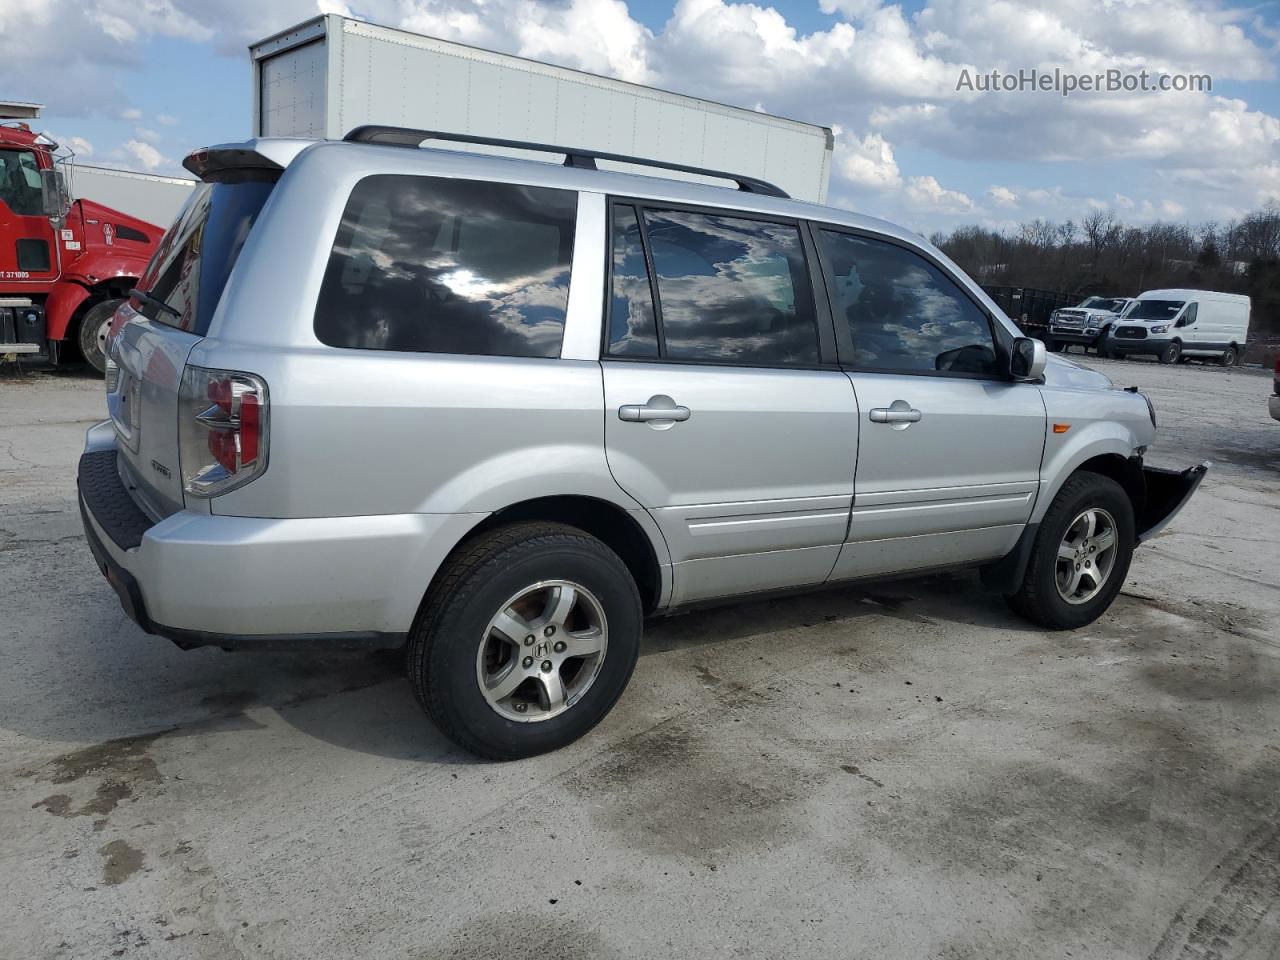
<box><xmin>129</xmin><ymin>287</ymin><xmax>181</xmax><ymax>319</ymax></box>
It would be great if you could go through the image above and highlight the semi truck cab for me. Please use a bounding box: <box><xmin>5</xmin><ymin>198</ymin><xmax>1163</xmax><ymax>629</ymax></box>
<box><xmin>1</xmin><ymin>113</ymin><xmax>164</xmax><ymax>372</ymax></box>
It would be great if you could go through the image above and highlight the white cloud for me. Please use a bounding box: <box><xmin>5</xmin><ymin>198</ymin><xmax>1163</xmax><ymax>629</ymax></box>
<box><xmin>3</xmin><ymin>0</ymin><xmax>1278</xmax><ymax>230</ymax></box>
<box><xmin>47</xmin><ymin>132</ymin><xmax>94</xmax><ymax>157</ymax></box>
<box><xmin>819</xmin><ymin>0</ymin><xmax>882</xmax><ymax>19</ymax></box>
<box><xmin>119</xmin><ymin>107</ymin><xmax>142</xmax><ymax>121</ymax></box>
<box><xmin>120</xmin><ymin>139</ymin><xmax>167</xmax><ymax>171</ymax></box>
<box><xmin>835</xmin><ymin>129</ymin><xmax>901</xmax><ymax>189</ymax></box>
<box><xmin>133</xmin><ymin>126</ymin><xmax>162</xmax><ymax>143</ymax></box>
<box><xmin>987</xmin><ymin>185</ymin><xmax>1018</xmax><ymax>207</ymax></box>
<box><xmin>905</xmin><ymin>175</ymin><xmax>975</xmax><ymax>214</ymax></box>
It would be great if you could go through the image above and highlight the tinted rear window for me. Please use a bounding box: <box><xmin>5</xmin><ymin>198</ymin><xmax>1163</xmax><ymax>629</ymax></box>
<box><xmin>133</xmin><ymin>176</ymin><xmax>277</xmax><ymax>336</ymax></box>
<box><xmin>314</xmin><ymin>175</ymin><xmax>577</xmax><ymax>358</ymax></box>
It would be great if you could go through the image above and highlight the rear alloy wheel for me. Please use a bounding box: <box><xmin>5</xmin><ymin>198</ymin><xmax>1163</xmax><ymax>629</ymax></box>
<box><xmin>408</xmin><ymin>521</ymin><xmax>642</xmax><ymax>759</ymax></box>
<box><xmin>1219</xmin><ymin>346</ymin><xmax>1237</xmax><ymax>367</ymax></box>
<box><xmin>1158</xmin><ymin>341</ymin><xmax>1181</xmax><ymax>365</ymax></box>
<box><xmin>77</xmin><ymin>298</ymin><xmax>123</xmax><ymax>375</ymax></box>
<box><xmin>1006</xmin><ymin>471</ymin><xmax>1135</xmax><ymax>630</ymax></box>
<box><xmin>475</xmin><ymin>580</ymin><xmax>609</xmax><ymax>723</ymax></box>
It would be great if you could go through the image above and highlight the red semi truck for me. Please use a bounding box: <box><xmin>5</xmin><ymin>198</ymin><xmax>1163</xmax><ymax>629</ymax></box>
<box><xmin>1</xmin><ymin>119</ymin><xmax>165</xmax><ymax>372</ymax></box>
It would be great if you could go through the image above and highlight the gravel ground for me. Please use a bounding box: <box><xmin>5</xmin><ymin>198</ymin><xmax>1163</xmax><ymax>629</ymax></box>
<box><xmin>0</xmin><ymin>358</ymin><xmax>1276</xmax><ymax>960</ymax></box>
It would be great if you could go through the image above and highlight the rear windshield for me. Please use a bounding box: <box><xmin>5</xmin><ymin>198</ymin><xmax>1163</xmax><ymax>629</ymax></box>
<box><xmin>131</xmin><ymin>175</ymin><xmax>277</xmax><ymax>336</ymax></box>
<box><xmin>1125</xmin><ymin>299</ymin><xmax>1184</xmax><ymax>321</ymax></box>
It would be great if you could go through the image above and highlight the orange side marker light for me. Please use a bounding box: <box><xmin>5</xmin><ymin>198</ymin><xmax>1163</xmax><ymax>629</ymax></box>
<box><xmin>1052</xmin><ymin>423</ymin><xmax>1071</xmax><ymax>434</ymax></box>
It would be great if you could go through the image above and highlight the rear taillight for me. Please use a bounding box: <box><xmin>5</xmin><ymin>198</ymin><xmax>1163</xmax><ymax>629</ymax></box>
<box><xmin>178</xmin><ymin>365</ymin><xmax>269</xmax><ymax>497</ymax></box>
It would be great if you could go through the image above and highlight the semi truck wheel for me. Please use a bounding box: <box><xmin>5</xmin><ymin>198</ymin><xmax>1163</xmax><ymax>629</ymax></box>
<box><xmin>408</xmin><ymin>521</ymin><xmax>642</xmax><ymax>759</ymax></box>
<box><xmin>77</xmin><ymin>299</ymin><xmax>123</xmax><ymax>375</ymax></box>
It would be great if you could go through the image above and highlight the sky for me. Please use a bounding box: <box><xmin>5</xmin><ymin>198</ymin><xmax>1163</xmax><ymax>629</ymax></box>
<box><xmin>1</xmin><ymin>0</ymin><xmax>1278</xmax><ymax>235</ymax></box>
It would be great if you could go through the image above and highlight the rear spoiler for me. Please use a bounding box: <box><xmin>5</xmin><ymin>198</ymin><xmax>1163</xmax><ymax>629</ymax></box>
<box><xmin>183</xmin><ymin>138</ymin><xmax>312</xmax><ymax>181</ymax></box>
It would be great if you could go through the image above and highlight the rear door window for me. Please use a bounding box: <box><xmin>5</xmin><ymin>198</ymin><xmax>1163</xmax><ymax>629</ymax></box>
<box><xmin>606</xmin><ymin>205</ymin><xmax>819</xmax><ymax>366</ymax></box>
<box><xmin>133</xmin><ymin>176</ymin><xmax>278</xmax><ymax>335</ymax></box>
<box><xmin>315</xmin><ymin>175</ymin><xmax>577</xmax><ymax>358</ymax></box>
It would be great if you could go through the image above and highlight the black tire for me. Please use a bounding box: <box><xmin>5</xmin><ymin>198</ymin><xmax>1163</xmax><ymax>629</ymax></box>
<box><xmin>1158</xmin><ymin>340</ymin><xmax>1181</xmax><ymax>365</ymax></box>
<box><xmin>1046</xmin><ymin>339</ymin><xmax>1065</xmax><ymax>353</ymax></box>
<box><xmin>77</xmin><ymin>299</ymin><xmax>123</xmax><ymax>375</ymax></box>
<box><xmin>1006</xmin><ymin>472</ymin><xmax>1135</xmax><ymax>630</ymax></box>
<box><xmin>408</xmin><ymin>521</ymin><xmax>642</xmax><ymax>760</ymax></box>
<box><xmin>1218</xmin><ymin>346</ymin><xmax>1237</xmax><ymax>367</ymax></box>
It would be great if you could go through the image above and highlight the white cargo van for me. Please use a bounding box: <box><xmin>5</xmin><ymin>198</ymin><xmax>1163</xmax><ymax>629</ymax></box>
<box><xmin>1106</xmin><ymin>289</ymin><xmax>1250</xmax><ymax>366</ymax></box>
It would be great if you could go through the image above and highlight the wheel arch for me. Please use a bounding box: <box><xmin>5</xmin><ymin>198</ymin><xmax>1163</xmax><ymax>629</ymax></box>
<box><xmin>985</xmin><ymin>451</ymin><xmax>1144</xmax><ymax>595</ymax></box>
<box><xmin>50</xmin><ymin>279</ymin><xmax>135</xmax><ymax>344</ymax></box>
<box><xmin>1033</xmin><ymin>432</ymin><xmax>1144</xmax><ymax>525</ymax></box>
<box><xmin>424</xmin><ymin>495</ymin><xmax>672</xmax><ymax>619</ymax></box>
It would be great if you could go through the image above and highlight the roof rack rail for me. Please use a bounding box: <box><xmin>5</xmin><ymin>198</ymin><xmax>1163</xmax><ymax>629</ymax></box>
<box><xmin>342</xmin><ymin>125</ymin><xmax>790</xmax><ymax>199</ymax></box>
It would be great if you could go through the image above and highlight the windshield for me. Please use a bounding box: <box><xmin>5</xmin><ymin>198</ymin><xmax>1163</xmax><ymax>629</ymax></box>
<box><xmin>1124</xmin><ymin>299</ymin><xmax>1184</xmax><ymax>321</ymax></box>
<box><xmin>1079</xmin><ymin>297</ymin><xmax>1124</xmax><ymax>312</ymax></box>
<box><xmin>0</xmin><ymin>149</ymin><xmax>45</xmax><ymax>216</ymax></box>
<box><xmin>132</xmin><ymin>174</ymin><xmax>277</xmax><ymax>335</ymax></box>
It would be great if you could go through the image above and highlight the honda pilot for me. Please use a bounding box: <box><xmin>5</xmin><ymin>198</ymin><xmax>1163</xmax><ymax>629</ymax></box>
<box><xmin>79</xmin><ymin>128</ymin><xmax>1207</xmax><ymax>759</ymax></box>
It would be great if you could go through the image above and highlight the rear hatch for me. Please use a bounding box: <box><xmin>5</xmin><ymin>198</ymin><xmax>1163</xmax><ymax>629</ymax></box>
<box><xmin>107</xmin><ymin>161</ymin><xmax>279</xmax><ymax>517</ymax></box>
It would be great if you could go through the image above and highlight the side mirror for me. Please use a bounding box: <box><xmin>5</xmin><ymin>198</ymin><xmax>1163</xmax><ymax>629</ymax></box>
<box><xmin>40</xmin><ymin>168</ymin><xmax>69</xmax><ymax>227</ymax></box>
<box><xmin>1010</xmin><ymin>337</ymin><xmax>1046</xmax><ymax>381</ymax></box>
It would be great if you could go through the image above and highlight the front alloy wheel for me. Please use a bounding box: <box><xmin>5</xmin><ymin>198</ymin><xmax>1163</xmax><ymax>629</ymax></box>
<box><xmin>1159</xmin><ymin>341</ymin><xmax>1181</xmax><ymax>365</ymax></box>
<box><xmin>1054</xmin><ymin>508</ymin><xmax>1118</xmax><ymax>604</ymax></box>
<box><xmin>1006</xmin><ymin>471</ymin><xmax>1135</xmax><ymax>630</ymax></box>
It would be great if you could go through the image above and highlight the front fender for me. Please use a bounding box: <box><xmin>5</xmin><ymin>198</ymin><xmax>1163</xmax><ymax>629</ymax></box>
<box><xmin>1032</xmin><ymin>424</ymin><xmax>1140</xmax><ymax>524</ymax></box>
<box><xmin>44</xmin><ymin>281</ymin><xmax>93</xmax><ymax>340</ymax></box>
<box><xmin>62</xmin><ymin>249</ymin><xmax>150</xmax><ymax>289</ymax></box>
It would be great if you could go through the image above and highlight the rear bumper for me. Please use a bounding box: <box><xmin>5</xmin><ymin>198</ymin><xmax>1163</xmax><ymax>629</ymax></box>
<box><xmin>1136</xmin><ymin>461</ymin><xmax>1209</xmax><ymax>543</ymax></box>
<box><xmin>78</xmin><ymin>430</ymin><xmax>484</xmax><ymax>649</ymax></box>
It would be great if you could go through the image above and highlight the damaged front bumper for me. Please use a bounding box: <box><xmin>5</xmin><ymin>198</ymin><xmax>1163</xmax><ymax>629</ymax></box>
<box><xmin>1136</xmin><ymin>461</ymin><xmax>1210</xmax><ymax>543</ymax></box>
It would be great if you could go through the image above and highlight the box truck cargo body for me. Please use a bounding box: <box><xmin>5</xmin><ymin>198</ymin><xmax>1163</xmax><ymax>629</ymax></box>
<box><xmin>250</xmin><ymin>15</ymin><xmax>834</xmax><ymax>203</ymax></box>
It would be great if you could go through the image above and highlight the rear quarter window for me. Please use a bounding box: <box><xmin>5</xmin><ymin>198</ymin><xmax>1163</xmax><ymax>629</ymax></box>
<box><xmin>314</xmin><ymin>175</ymin><xmax>577</xmax><ymax>359</ymax></box>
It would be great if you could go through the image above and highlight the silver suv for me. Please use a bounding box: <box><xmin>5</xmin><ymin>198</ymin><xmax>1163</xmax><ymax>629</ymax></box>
<box><xmin>79</xmin><ymin>128</ymin><xmax>1207</xmax><ymax>759</ymax></box>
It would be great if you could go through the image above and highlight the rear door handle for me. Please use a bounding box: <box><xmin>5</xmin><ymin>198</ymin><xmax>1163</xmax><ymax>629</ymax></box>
<box><xmin>619</xmin><ymin>395</ymin><xmax>691</xmax><ymax>423</ymax></box>
<box><xmin>869</xmin><ymin>403</ymin><xmax>922</xmax><ymax>425</ymax></box>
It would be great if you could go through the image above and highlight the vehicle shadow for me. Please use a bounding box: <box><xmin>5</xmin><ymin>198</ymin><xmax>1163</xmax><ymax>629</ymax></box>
<box><xmin>9</xmin><ymin>568</ymin><xmax>1027</xmax><ymax>766</ymax></box>
<box><xmin>270</xmin><ymin>570</ymin><xmax>1026</xmax><ymax>761</ymax></box>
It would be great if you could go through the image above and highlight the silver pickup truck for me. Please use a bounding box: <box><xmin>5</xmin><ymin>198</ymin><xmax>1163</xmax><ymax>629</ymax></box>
<box><xmin>79</xmin><ymin>130</ymin><xmax>1207</xmax><ymax>759</ymax></box>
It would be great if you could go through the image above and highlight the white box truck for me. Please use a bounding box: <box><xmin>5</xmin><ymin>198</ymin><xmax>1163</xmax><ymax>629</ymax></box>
<box><xmin>249</xmin><ymin>15</ymin><xmax>833</xmax><ymax>203</ymax></box>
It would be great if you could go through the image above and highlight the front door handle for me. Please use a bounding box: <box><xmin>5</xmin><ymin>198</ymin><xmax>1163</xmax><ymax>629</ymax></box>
<box><xmin>869</xmin><ymin>401</ymin><xmax>922</xmax><ymax>427</ymax></box>
<box><xmin>619</xmin><ymin>394</ymin><xmax>691</xmax><ymax>424</ymax></box>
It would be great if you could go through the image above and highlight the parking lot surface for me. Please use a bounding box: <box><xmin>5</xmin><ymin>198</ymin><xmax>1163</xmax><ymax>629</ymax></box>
<box><xmin>1</xmin><ymin>356</ymin><xmax>1277</xmax><ymax>959</ymax></box>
